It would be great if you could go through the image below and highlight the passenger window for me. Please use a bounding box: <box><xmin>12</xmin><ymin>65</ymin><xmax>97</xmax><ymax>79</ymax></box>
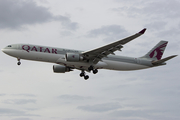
<box><xmin>8</xmin><ymin>45</ymin><xmax>12</xmax><ymax>47</ymax></box>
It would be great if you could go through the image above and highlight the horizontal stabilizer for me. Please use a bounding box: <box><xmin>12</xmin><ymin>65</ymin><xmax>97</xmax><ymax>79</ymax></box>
<box><xmin>152</xmin><ymin>55</ymin><xmax>178</xmax><ymax>66</ymax></box>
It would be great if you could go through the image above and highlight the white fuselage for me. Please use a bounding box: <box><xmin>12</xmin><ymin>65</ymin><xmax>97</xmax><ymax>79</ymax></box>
<box><xmin>2</xmin><ymin>44</ymin><xmax>153</xmax><ymax>71</ymax></box>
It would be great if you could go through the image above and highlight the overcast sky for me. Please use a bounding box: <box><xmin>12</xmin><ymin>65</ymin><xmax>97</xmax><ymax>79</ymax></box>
<box><xmin>0</xmin><ymin>0</ymin><xmax>179</xmax><ymax>120</ymax></box>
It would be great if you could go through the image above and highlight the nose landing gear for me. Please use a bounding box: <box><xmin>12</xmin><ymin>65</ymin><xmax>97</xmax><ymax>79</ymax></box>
<box><xmin>17</xmin><ymin>58</ymin><xmax>21</xmax><ymax>65</ymax></box>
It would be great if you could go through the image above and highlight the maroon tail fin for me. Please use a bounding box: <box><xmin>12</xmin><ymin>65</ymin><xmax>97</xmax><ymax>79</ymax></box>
<box><xmin>141</xmin><ymin>41</ymin><xmax>168</xmax><ymax>60</ymax></box>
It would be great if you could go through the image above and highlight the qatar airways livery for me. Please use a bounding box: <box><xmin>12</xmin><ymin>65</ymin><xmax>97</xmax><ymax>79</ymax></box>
<box><xmin>2</xmin><ymin>28</ymin><xmax>177</xmax><ymax>80</ymax></box>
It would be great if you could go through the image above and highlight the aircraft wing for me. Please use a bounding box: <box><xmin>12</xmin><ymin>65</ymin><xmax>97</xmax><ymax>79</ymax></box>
<box><xmin>82</xmin><ymin>28</ymin><xmax>146</xmax><ymax>64</ymax></box>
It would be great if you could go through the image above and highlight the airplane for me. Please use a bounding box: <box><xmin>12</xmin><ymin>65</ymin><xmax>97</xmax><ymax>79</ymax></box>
<box><xmin>2</xmin><ymin>28</ymin><xmax>177</xmax><ymax>80</ymax></box>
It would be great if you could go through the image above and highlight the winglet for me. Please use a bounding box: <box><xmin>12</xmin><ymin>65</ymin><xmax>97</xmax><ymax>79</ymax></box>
<box><xmin>139</xmin><ymin>28</ymin><xmax>146</xmax><ymax>34</ymax></box>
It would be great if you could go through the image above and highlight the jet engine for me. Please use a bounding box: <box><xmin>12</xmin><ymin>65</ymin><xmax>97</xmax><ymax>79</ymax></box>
<box><xmin>65</xmin><ymin>53</ymin><xmax>83</xmax><ymax>62</ymax></box>
<box><xmin>53</xmin><ymin>65</ymin><xmax>72</xmax><ymax>73</ymax></box>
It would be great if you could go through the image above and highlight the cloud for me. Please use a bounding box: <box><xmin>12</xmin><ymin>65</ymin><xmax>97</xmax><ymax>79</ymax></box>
<box><xmin>0</xmin><ymin>94</ymin><xmax>6</xmax><ymax>96</ymax></box>
<box><xmin>0</xmin><ymin>108</ymin><xmax>39</xmax><ymax>116</ymax></box>
<box><xmin>11</xmin><ymin>94</ymin><xmax>36</xmax><ymax>97</ymax></box>
<box><xmin>145</xmin><ymin>21</ymin><xmax>167</xmax><ymax>31</ymax></box>
<box><xmin>113</xmin><ymin>97</ymin><xmax>133</xmax><ymax>102</ymax></box>
<box><xmin>109</xmin><ymin>109</ymin><xmax>155</xmax><ymax>120</ymax></box>
<box><xmin>110</xmin><ymin>109</ymin><xmax>180</xmax><ymax>120</ymax></box>
<box><xmin>87</xmin><ymin>25</ymin><xmax>129</xmax><ymax>42</ymax></box>
<box><xmin>110</xmin><ymin>109</ymin><xmax>148</xmax><ymax>118</ymax></box>
<box><xmin>12</xmin><ymin>118</ymin><xmax>32</xmax><ymax>120</ymax></box>
<box><xmin>112</xmin><ymin>0</ymin><xmax>180</xmax><ymax>19</ymax></box>
<box><xmin>57</xmin><ymin>94</ymin><xmax>93</xmax><ymax>104</ymax></box>
<box><xmin>77</xmin><ymin>102</ymin><xmax>122</xmax><ymax>112</ymax></box>
<box><xmin>58</xmin><ymin>94</ymin><xmax>92</xmax><ymax>101</ymax></box>
<box><xmin>56</xmin><ymin>16</ymin><xmax>79</xmax><ymax>30</ymax></box>
<box><xmin>0</xmin><ymin>108</ymin><xmax>25</xmax><ymax>116</ymax></box>
<box><xmin>140</xmin><ymin>0</ymin><xmax>180</xmax><ymax>19</ymax></box>
<box><xmin>112</xmin><ymin>0</ymin><xmax>180</xmax><ymax>47</ymax></box>
<box><xmin>156</xmin><ymin>27</ymin><xmax>180</xmax><ymax>39</ymax></box>
<box><xmin>3</xmin><ymin>99</ymin><xmax>36</xmax><ymax>105</ymax></box>
<box><xmin>0</xmin><ymin>0</ymin><xmax>78</xmax><ymax>30</ymax></box>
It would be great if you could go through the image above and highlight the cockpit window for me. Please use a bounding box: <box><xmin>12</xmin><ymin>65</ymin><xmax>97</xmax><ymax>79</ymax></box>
<box><xmin>7</xmin><ymin>45</ymin><xmax>12</xmax><ymax>47</ymax></box>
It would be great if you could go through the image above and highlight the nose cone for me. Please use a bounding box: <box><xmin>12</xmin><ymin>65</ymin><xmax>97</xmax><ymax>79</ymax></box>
<box><xmin>1</xmin><ymin>48</ymin><xmax>9</xmax><ymax>55</ymax></box>
<box><xmin>2</xmin><ymin>46</ymin><xmax>10</xmax><ymax>54</ymax></box>
<box><xmin>2</xmin><ymin>45</ymin><xmax>17</xmax><ymax>56</ymax></box>
<box><xmin>1</xmin><ymin>48</ymin><xmax>6</xmax><ymax>53</ymax></box>
<box><xmin>2</xmin><ymin>47</ymin><xmax>16</xmax><ymax>57</ymax></box>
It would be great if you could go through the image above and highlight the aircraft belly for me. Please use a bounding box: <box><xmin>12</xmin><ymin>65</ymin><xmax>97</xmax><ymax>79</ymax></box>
<box><xmin>56</xmin><ymin>58</ymin><xmax>93</xmax><ymax>70</ymax></box>
<box><xmin>103</xmin><ymin>60</ymin><xmax>150</xmax><ymax>71</ymax></box>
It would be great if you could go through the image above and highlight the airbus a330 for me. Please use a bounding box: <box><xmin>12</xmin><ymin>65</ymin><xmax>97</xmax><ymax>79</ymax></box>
<box><xmin>2</xmin><ymin>28</ymin><xmax>177</xmax><ymax>80</ymax></box>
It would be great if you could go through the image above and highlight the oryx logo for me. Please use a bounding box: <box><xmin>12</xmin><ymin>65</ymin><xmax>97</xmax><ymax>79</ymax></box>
<box><xmin>149</xmin><ymin>42</ymin><xmax>167</xmax><ymax>60</ymax></box>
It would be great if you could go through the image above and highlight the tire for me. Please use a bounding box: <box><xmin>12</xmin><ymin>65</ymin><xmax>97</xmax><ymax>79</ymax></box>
<box><xmin>80</xmin><ymin>72</ymin><xmax>85</xmax><ymax>77</ymax></box>
<box><xmin>17</xmin><ymin>62</ymin><xmax>21</xmax><ymax>65</ymax></box>
<box><xmin>84</xmin><ymin>75</ymin><xmax>89</xmax><ymax>80</ymax></box>
<box><xmin>93</xmin><ymin>69</ymin><xmax>98</xmax><ymax>74</ymax></box>
<box><xmin>88</xmin><ymin>66</ymin><xmax>93</xmax><ymax>71</ymax></box>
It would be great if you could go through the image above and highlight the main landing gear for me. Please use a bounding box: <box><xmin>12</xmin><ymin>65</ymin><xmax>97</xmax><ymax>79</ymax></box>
<box><xmin>80</xmin><ymin>66</ymin><xmax>98</xmax><ymax>80</ymax></box>
<box><xmin>88</xmin><ymin>65</ymin><xmax>98</xmax><ymax>74</ymax></box>
<box><xmin>17</xmin><ymin>58</ymin><xmax>21</xmax><ymax>65</ymax></box>
<box><xmin>80</xmin><ymin>71</ymin><xmax>89</xmax><ymax>80</ymax></box>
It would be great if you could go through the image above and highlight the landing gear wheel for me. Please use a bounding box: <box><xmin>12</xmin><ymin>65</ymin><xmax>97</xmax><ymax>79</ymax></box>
<box><xmin>88</xmin><ymin>65</ymin><xmax>93</xmax><ymax>71</ymax></box>
<box><xmin>93</xmin><ymin>69</ymin><xmax>98</xmax><ymax>74</ymax></box>
<box><xmin>17</xmin><ymin>61</ymin><xmax>21</xmax><ymax>65</ymax></box>
<box><xmin>80</xmin><ymin>72</ymin><xmax>85</xmax><ymax>77</ymax></box>
<box><xmin>84</xmin><ymin>75</ymin><xmax>89</xmax><ymax>80</ymax></box>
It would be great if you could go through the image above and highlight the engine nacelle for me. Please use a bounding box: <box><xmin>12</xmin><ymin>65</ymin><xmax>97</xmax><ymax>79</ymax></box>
<box><xmin>53</xmin><ymin>65</ymin><xmax>71</xmax><ymax>73</ymax></box>
<box><xmin>65</xmin><ymin>53</ymin><xmax>83</xmax><ymax>62</ymax></box>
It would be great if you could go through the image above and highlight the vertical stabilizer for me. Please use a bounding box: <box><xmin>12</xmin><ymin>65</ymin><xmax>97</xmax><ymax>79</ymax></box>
<box><xmin>141</xmin><ymin>41</ymin><xmax>168</xmax><ymax>60</ymax></box>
